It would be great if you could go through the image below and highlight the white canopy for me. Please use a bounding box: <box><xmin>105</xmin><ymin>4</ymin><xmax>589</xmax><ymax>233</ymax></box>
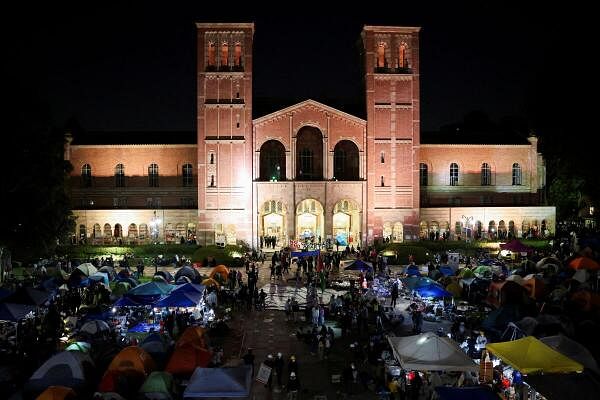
<box><xmin>387</xmin><ymin>332</ymin><xmax>478</xmax><ymax>372</ymax></box>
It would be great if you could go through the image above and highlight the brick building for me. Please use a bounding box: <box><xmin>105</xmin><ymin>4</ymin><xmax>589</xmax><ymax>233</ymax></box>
<box><xmin>67</xmin><ymin>23</ymin><xmax>555</xmax><ymax>246</ymax></box>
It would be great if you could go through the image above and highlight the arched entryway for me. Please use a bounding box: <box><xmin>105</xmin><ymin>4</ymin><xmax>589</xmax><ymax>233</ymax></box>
<box><xmin>392</xmin><ymin>222</ymin><xmax>403</xmax><ymax>243</ymax></box>
<box><xmin>260</xmin><ymin>200</ymin><xmax>287</xmax><ymax>244</ymax></box>
<box><xmin>296</xmin><ymin>199</ymin><xmax>324</xmax><ymax>241</ymax></box>
<box><xmin>296</xmin><ymin>126</ymin><xmax>323</xmax><ymax>180</ymax></box>
<box><xmin>332</xmin><ymin>199</ymin><xmax>360</xmax><ymax>246</ymax></box>
<box><xmin>259</xmin><ymin>140</ymin><xmax>286</xmax><ymax>181</ymax></box>
<box><xmin>333</xmin><ymin>140</ymin><xmax>359</xmax><ymax>180</ymax></box>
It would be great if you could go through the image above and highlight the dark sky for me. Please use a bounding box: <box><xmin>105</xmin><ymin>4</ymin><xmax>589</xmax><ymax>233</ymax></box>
<box><xmin>7</xmin><ymin>4</ymin><xmax>581</xmax><ymax>135</ymax></box>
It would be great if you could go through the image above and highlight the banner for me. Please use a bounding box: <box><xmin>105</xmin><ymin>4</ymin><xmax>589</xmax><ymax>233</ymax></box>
<box><xmin>291</xmin><ymin>250</ymin><xmax>320</xmax><ymax>258</ymax></box>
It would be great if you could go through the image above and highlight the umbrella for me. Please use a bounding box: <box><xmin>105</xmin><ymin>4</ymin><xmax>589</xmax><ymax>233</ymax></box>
<box><xmin>458</xmin><ymin>268</ymin><xmax>475</xmax><ymax>279</ymax></box>
<box><xmin>569</xmin><ymin>257</ymin><xmax>600</xmax><ymax>271</ymax></box>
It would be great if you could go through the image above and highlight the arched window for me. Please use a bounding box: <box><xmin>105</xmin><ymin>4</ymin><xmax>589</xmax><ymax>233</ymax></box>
<box><xmin>481</xmin><ymin>163</ymin><xmax>491</xmax><ymax>186</ymax></box>
<box><xmin>182</xmin><ymin>163</ymin><xmax>193</xmax><ymax>187</ymax></box>
<box><xmin>103</xmin><ymin>223</ymin><xmax>112</xmax><ymax>237</ymax></box>
<box><xmin>488</xmin><ymin>221</ymin><xmax>496</xmax><ymax>239</ymax></box>
<box><xmin>78</xmin><ymin>224</ymin><xmax>86</xmax><ymax>240</ymax></box>
<box><xmin>296</xmin><ymin>126</ymin><xmax>323</xmax><ymax>180</ymax></box>
<box><xmin>377</xmin><ymin>42</ymin><xmax>386</xmax><ymax>68</ymax></box>
<box><xmin>449</xmin><ymin>163</ymin><xmax>459</xmax><ymax>186</ymax></box>
<box><xmin>210</xmin><ymin>153</ymin><xmax>215</xmax><ymax>164</ymax></box>
<box><xmin>114</xmin><ymin>223</ymin><xmax>122</xmax><ymax>238</ymax></box>
<box><xmin>210</xmin><ymin>175</ymin><xmax>215</xmax><ymax>187</ymax></box>
<box><xmin>260</xmin><ymin>140</ymin><xmax>286</xmax><ymax>181</ymax></box>
<box><xmin>148</xmin><ymin>163</ymin><xmax>159</xmax><ymax>187</ymax></box>
<box><xmin>234</xmin><ymin>42</ymin><xmax>242</xmax><ymax>67</ymax></box>
<box><xmin>498</xmin><ymin>220</ymin><xmax>507</xmax><ymax>239</ymax></box>
<box><xmin>512</xmin><ymin>163</ymin><xmax>522</xmax><ymax>185</ymax></box>
<box><xmin>398</xmin><ymin>42</ymin><xmax>408</xmax><ymax>69</ymax></box>
<box><xmin>333</xmin><ymin>140</ymin><xmax>359</xmax><ymax>180</ymax></box>
<box><xmin>419</xmin><ymin>163</ymin><xmax>428</xmax><ymax>186</ymax></box>
<box><xmin>381</xmin><ymin>176</ymin><xmax>385</xmax><ymax>186</ymax></box>
<box><xmin>128</xmin><ymin>223</ymin><xmax>138</xmax><ymax>238</ymax></box>
<box><xmin>139</xmin><ymin>223</ymin><xmax>148</xmax><ymax>240</ymax></box>
<box><xmin>115</xmin><ymin>164</ymin><xmax>125</xmax><ymax>187</ymax></box>
<box><xmin>81</xmin><ymin>164</ymin><xmax>92</xmax><ymax>187</ymax></box>
<box><xmin>207</xmin><ymin>42</ymin><xmax>216</xmax><ymax>68</ymax></box>
<box><xmin>220</xmin><ymin>42</ymin><xmax>229</xmax><ymax>68</ymax></box>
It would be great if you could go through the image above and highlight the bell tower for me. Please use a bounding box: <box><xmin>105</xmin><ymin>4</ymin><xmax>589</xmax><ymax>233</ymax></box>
<box><xmin>196</xmin><ymin>22</ymin><xmax>254</xmax><ymax>246</ymax></box>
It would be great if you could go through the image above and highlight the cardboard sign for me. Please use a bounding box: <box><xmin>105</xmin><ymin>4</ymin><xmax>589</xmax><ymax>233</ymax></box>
<box><xmin>255</xmin><ymin>363</ymin><xmax>272</xmax><ymax>384</ymax></box>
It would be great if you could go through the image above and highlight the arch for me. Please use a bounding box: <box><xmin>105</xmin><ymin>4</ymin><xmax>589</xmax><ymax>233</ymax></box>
<box><xmin>449</xmin><ymin>163</ymin><xmax>459</xmax><ymax>186</ymax></box>
<box><xmin>115</xmin><ymin>163</ymin><xmax>125</xmax><ymax>187</ymax></box>
<box><xmin>481</xmin><ymin>163</ymin><xmax>491</xmax><ymax>186</ymax></box>
<box><xmin>333</xmin><ymin>140</ymin><xmax>359</xmax><ymax>180</ymax></box>
<box><xmin>475</xmin><ymin>221</ymin><xmax>483</xmax><ymax>239</ymax></box>
<box><xmin>93</xmin><ymin>223</ymin><xmax>102</xmax><ymax>238</ymax></box>
<box><xmin>187</xmin><ymin>223</ymin><xmax>196</xmax><ymax>242</ymax></box>
<box><xmin>508</xmin><ymin>221</ymin><xmax>516</xmax><ymax>238</ymax></box>
<box><xmin>165</xmin><ymin>223</ymin><xmax>176</xmax><ymax>243</ymax></box>
<box><xmin>377</xmin><ymin>42</ymin><xmax>386</xmax><ymax>68</ymax></box>
<box><xmin>148</xmin><ymin>163</ymin><xmax>159</xmax><ymax>187</ymax></box>
<box><xmin>103</xmin><ymin>223</ymin><xmax>112</xmax><ymax>238</ymax></box>
<box><xmin>81</xmin><ymin>163</ymin><xmax>92</xmax><ymax>187</ymax></box>
<box><xmin>78</xmin><ymin>224</ymin><xmax>86</xmax><ymax>240</ymax></box>
<box><xmin>139</xmin><ymin>223</ymin><xmax>149</xmax><ymax>240</ymax></box>
<box><xmin>419</xmin><ymin>163</ymin><xmax>428</xmax><ymax>186</ymax></box>
<box><xmin>176</xmin><ymin>223</ymin><xmax>186</xmax><ymax>239</ymax></box>
<box><xmin>498</xmin><ymin>220</ymin><xmax>507</xmax><ymax>239</ymax></box>
<box><xmin>234</xmin><ymin>42</ymin><xmax>242</xmax><ymax>67</ymax></box>
<box><xmin>541</xmin><ymin>220</ymin><xmax>547</xmax><ymax>237</ymax></box>
<box><xmin>393</xmin><ymin>222</ymin><xmax>404</xmax><ymax>243</ymax></box>
<box><xmin>522</xmin><ymin>220</ymin><xmax>530</xmax><ymax>238</ymax></box>
<box><xmin>259</xmin><ymin>140</ymin><xmax>286</xmax><ymax>181</ymax></box>
<box><xmin>182</xmin><ymin>163</ymin><xmax>193</xmax><ymax>187</ymax></box>
<box><xmin>114</xmin><ymin>223</ymin><xmax>122</xmax><ymax>238</ymax></box>
<box><xmin>296</xmin><ymin>199</ymin><xmax>324</xmax><ymax>242</ymax></box>
<box><xmin>398</xmin><ymin>42</ymin><xmax>408</xmax><ymax>69</ymax></box>
<box><xmin>333</xmin><ymin>199</ymin><xmax>360</xmax><ymax>246</ymax></box>
<box><xmin>220</xmin><ymin>42</ymin><xmax>229</xmax><ymax>67</ymax></box>
<box><xmin>512</xmin><ymin>163</ymin><xmax>522</xmax><ymax>185</ymax></box>
<box><xmin>207</xmin><ymin>42</ymin><xmax>216</xmax><ymax>67</ymax></box>
<box><xmin>261</xmin><ymin>200</ymin><xmax>287</xmax><ymax>245</ymax></box>
<box><xmin>127</xmin><ymin>223</ymin><xmax>138</xmax><ymax>239</ymax></box>
<box><xmin>419</xmin><ymin>221</ymin><xmax>428</xmax><ymax>239</ymax></box>
<box><xmin>296</xmin><ymin>126</ymin><xmax>323</xmax><ymax>180</ymax></box>
<box><xmin>383</xmin><ymin>222</ymin><xmax>393</xmax><ymax>241</ymax></box>
<box><xmin>488</xmin><ymin>221</ymin><xmax>496</xmax><ymax>239</ymax></box>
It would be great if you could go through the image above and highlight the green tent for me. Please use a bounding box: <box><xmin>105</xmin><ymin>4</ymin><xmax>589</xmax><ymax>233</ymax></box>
<box><xmin>139</xmin><ymin>371</ymin><xmax>173</xmax><ymax>399</ymax></box>
<box><xmin>65</xmin><ymin>341</ymin><xmax>91</xmax><ymax>353</ymax></box>
<box><xmin>458</xmin><ymin>268</ymin><xmax>475</xmax><ymax>279</ymax></box>
<box><xmin>473</xmin><ymin>265</ymin><xmax>492</xmax><ymax>277</ymax></box>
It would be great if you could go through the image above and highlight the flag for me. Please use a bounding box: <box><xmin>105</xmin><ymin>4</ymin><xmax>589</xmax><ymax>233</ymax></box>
<box><xmin>316</xmin><ymin>253</ymin><xmax>324</xmax><ymax>272</ymax></box>
<box><xmin>289</xmin><ymin>240</ymin><xmax>299</xmax><ymax>249</ymax></box>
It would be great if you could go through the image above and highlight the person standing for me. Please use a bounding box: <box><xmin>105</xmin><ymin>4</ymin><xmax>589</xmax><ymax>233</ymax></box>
<box><xmin>391</xmin><ymin>282</ymin><xmax>399</xmax><ymax>308</ymax></box>
<box><xmin>274</xmin><ymin>352</ymin><xmax>284</xmax><ymax>387</ymax></box>
<box><xmin>286</xmin><ymin>371</ymin><xmax>300</xmax><ymax>400</ymax></box>
<box><xmin>243</xmin><ymin>348</ymin><xmax>255</xmax><ymax>376</ymax></box>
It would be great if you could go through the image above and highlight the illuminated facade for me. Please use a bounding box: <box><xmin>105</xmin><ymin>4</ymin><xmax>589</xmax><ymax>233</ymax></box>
<box><xmin>67</xmin><ymin>23</ymin><xmax>555</xmax><ymax>246</ymax></box>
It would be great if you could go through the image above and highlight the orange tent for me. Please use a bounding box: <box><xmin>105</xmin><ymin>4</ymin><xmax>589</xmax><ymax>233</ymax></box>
<box><xmin>523</xmin><ymin>276</ymin><xmax>546</xmax><ymax>300</ymax></box>
<box><xmin>486</xmin><ymin>280</ymin><xmax>526</xmax><ymax>308</ymax></box>
<box><xmin>569</xmin><ymin>257</ymin><xmax>600</xmax><ymax>271</ymax></box>
<box><xmin>98</xmin><ymin>346</ymin><xmax>156</xmax><ymax>393</ymax></box>
<box><xmin>202</xmin><ymin>277</ymin><xmax>220</xmax><ymax>288</ymax></box>
<box><xmin>165</xmin><ymin>344</ymin><xmax>212</xmax><ymax>376</ymax></box>
<box><xmin>36</xmin><ymin>386</ymin><xmax>76</xmax><ymax>400</ymax></box>
<box><xmin>209</xmin><ymin>264</ymin><xmax>230</xmax><ymax>281</ymax></box>
<box><xmin>177</xmin><ymin>326</ymin><xmax>207</xmax><ymax>349</ymax></box>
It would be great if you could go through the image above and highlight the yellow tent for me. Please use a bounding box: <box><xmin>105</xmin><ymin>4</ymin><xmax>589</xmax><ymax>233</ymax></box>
<box><xmin>486</xmin><ymin>336</ymin><xmax>584</xmax><ymax>374</ymax></box>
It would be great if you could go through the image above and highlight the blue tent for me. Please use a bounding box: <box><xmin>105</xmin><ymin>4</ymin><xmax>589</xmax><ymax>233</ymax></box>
<box><xmin>439</xmin><ymin>265</ymin><xmax>455</xmax><ymax>276</ymax></box>
<box><xmin>403</xmin><ymin>276</ymin><xmax>437</xmax><ymax>290</ymax></box>
<box><xmin>435</xmin><ymin>386</ymin><xmax>500</xmax><ymax>400</ymax></box>
<box><xmin>405</xmin><ymin>264</ymin><xmax>421</xmax><ymax>276</ymax></box>
<box><xmin>172</xmin><ymin>283</ymin><xmax>205</xmax><ymax>295</ymax></box>
<box><xmin>0</xmin><ymin>302</ymin><xmax>36</xmax><ymax>321</ymax></box>
<box><xmin>414</xmin><ymin>284</ymin><xmax>452</xmax><ymax>298</ymax></box>
<box><xmin>344</xmin><ymin>259</ymin><xmax>373</xmax><ymax>272</ymax></box>
<box><xmin>184</xmin><ymin>366</ymin><xmax>252</xmax><ymax>398</ymax></box>
<box><xmin>114</xmin><ymin>296</ymin><xmax>144</xmax><ymax>307</ymax></box>
<box><xmin>129</xmin><ymin>281</ymin><xmax>174</xmax><ymax>296</ymax></box>
<box><xmin>155</xmin><ymin>290</ymin><xmax>203</xmax><ymax>308</ymax></box>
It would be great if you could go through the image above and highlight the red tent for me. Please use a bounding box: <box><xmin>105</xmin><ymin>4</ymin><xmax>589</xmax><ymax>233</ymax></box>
<box><xmin>500</xmin><ymin>240</ymin><xmax>533</xmax><ymax>253</ymax></box>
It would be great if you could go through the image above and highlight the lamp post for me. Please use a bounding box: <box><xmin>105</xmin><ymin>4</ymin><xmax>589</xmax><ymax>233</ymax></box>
<box><xmin>462</xmin><ymin>215</ymin><xmax>473</xmax><ymax>241</ymax></box>
<box><xmin>150</xmin><ymin>210</ymin><xmax>161</xmax><ymax>244</ymax></box>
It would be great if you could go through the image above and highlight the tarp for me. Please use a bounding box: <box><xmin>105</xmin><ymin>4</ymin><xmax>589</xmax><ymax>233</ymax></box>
<box><xmin>403</xmin><ymin>276</ymin><xmax>437</xmax><ymax>290</ymax></box>
<box><xmin>343</xmin><ymin>259</ymin><xmax>373</xmax><ymax>272</ymax></box>
<box><xmin>435</xmin><ymin>386</ymin><xmax>500</xmax><ymax>400</ymax></box>
<box><xmin>183</xmin><ymin>366</ymin><xmax>252</xmax><ymax>398</ymax></box>
<box><xmin>523</xmin><ymin>370</ymin><xmax>600</xmax><ymax>400</ymax></box>
<box><xmin>540</xmin><ymin>335</ymin><xmax>599</xmax><ymax>373</ymax></box>
<box><xmin>486</xmin><ymin>336</ymin><xmax>584</xmax><ymax>374</ymax></box>
<box><xmin>500</xmin><ymin>240</ymin><xmax>532</xmax><ymax>253</ymax></box>
<box><xmin>0</xmin><ymin>302</ymin><xmax>36</xmax><ymax>321</ymax></box>
<box><xmin>387</xmin><ymin>332</ymin><xmax>478</xmax><ymax>372</ymax></box>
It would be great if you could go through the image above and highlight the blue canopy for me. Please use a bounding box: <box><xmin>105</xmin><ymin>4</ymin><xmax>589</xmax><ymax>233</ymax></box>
<box><xmin>172</xmin><ymin>283</ymin><xmax>205</xmax><ymax>295</ymax></box>
<box><xmin>405</xmin><ymin>264</ymin><xmax>421</xmax><ymax>276</ymax></box>
<box><xmin>344</xmin><ymin>259</ymin><xmax>373</xmax><ymax>272</ymax></box>
<box><xmin>435</xmin><ymin>386</ymin><xmax>500</xmax><ymax>400</ymax></box>
<box><xmin>414</xmin><ymin>284</ymin><xmax>452</xmax><ymax>298</ymax></box>
<box><xmin>439</xmin><ymin>265</ymin><xmax>455</xmax><ymax>276</ymax></box>
<box><xmin>184</xmin><ymin>366</ymin><xmax>252</xmax><ymax>398</ymax></box>
<box><xmin>113</xmin><ymin>296</ymin><xmax>144</xmax><ymax>307</ymax></box>
<box><xmin>403</xmin><ymin>276</ymin><xmax>437</xmax><ymax>290</ymax></box>
<box><xmin>155</xmin><ymin>290</ymin><xmax>203</xmax><ymax>308</ymax></box>
<box><xmin>291</xmin><ymin>250</ymin><xmax>320</xmax><ymax>258</ymax></box>
<box><xmin>129</xmin><ymin>281</ymin><xmax>174</xmax><ymax>296</ymax></box>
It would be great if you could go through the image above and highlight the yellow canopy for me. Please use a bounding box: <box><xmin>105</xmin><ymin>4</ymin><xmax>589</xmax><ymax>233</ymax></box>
<box><xmin>486</xmin><ymin>336</ymin><xmax>584</xmax><ymax>374</ymax></box>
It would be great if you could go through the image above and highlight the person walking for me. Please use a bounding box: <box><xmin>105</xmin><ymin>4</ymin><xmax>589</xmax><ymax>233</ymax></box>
<box><xmin>286</xmin><ymin>371</ymin><xmax>300</xmax><ymax>400</ymax></box>
<box><xmin>275</xmin><ymin>352</ymin><xmax>284</xmax><ymax>388</ymax></box>
<box><xmin>243</xmin><ymin>348</ymin><xmax>255</xmax><ymax>376</ymax></box>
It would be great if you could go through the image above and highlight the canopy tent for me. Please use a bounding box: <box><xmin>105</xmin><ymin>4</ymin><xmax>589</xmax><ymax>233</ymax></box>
<box><xmin>486</xmin><ymin>336</ymin><xmax>584</xmax><ymax>374</ymax></box>
<box><xmin>89</xmin><ymin>272</ymin><xmax>110</xmax><ymax>287</ymax></box>
<box><xmin>343</xmin><ymin>259</ymin><xmax>373</xmax><ymax>272</ymax></box>
<box><xmin>80</xmin><ymin>319</ymin><xmax>111</xmax><ymax>336</ymax></box>
<box><xmin>540</xmin><ymin>335</ymin><xmax>599</xmax><ymax>373</ymax></box>
<box><xmin>0</xmin><ymin>302</ymin><xmax>36</xmax><ymax>321</ymax></box>
<box><xmin>128</xmin><ymin>281</ymin><xmax>174</xmax><ymax>296</ymax></box>
<box><xmin>402</xmin><ymin>276</ymin><xmax>437</xmax><ymax>290</ymax></box>
<box><xmin>434</xmin><ymin>386</ymin><xmax>500</xmax><ymax>400</ymax></box>
<box><xmin>172</xmin><ymin>283</ymin><xmax>205</xmax><ymax>295</ymax></box>
<box><xmin>138</xmin><ymin>371</ymin><xmax>174</xmax><ymax>400</ymax></box>
<box><xmin>387</xmin><ymin>332</ymin><xmax>478</xmax><ymax>372</ymax></box>
<box><xmin>500</xmin><ymin>240</ymin><xmax>533</xmax><ymax>253</ymax></box>
<box><xmin>155</xmin><ymin>290</ymin><xmax>203</xmax><ymax>308</ymax></box>
<box><xmin>405</xmin><ymin>264</ymin><xmax>421</xmax><ymax>276</ymax></box>
<box><xmin>26</xmin><ymin>351</ymin><xmax>94</xmax><ymax>397</ymax></box>
<box><xmin>413</xmin><ymin>284</ymin><xmax>452</xmax><ymax>298</ymax></box>
<box><xmin>183</xmin><ymin>366</ymin><xmax>252</xmax><ymax>398</ymax></box>
<box><xmin>114</xmin><ymin>296</ymin><xmax>144</xmax><ymax>307</ymax></box>
<box><xmin>522</xmin><ymin>370</ymin><xmax>600</xmax><ymax>400</ymax></box>
<box><xmin>569</xmin><ymin>256</ymin><xmax>600</xmax><ymax>271</ymax></box>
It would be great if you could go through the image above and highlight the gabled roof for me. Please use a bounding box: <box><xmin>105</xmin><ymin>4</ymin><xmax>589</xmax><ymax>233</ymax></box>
<box><xmin>253</xmin><ymin>99</ymin><xmax>366</xmax><ymax>126</ymax></box>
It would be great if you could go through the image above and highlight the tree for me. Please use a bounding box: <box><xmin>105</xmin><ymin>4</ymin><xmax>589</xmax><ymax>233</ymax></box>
<box><xmin>547</xmin><ymin>165</ymin><xmax>585</xmax><ymax>222</ymax></box>
<box><xmin>1</xmin><ymin>91</ymin><xmax>75</xmax><ymax>260</ymax></box>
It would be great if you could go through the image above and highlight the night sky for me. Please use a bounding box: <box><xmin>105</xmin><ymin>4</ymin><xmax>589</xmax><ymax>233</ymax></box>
<box><xmin>7</xmin><ymin>4</ymin><xmax>584</xmax><ymax>138</ymax></box>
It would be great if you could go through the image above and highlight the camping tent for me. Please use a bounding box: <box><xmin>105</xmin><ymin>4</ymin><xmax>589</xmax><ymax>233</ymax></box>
<box><xmin>155</xmin><ymin>290</ymin><xmax>203</xmax><ymax>308</ymax></box>
<box><xmin>26</xmin><ymin>351</ymin><xmax>94</xmax><ymax>397</ymax></box>
<box><xmin>0</xmin><ymin>302</ymin><xmax>36</xmax><ymax>321</ymax></box>
<box><xmin>434</xmin><ymin>386</ymin><xmax>500</xmax><ymax>400</ymax></box>
<box><xmin>138</xmin><ymin>371</ymin><xmax>174</xmax><ymax>400</ymax></box>
<box><xmin>36</xmin><ymin>385</ymin><xmax>77</xmax><ymax>400</ymax></box>
<box><xmin>343</xmin><ymin>259</ymin><xmax>373</xmax><ymax>272</ymax></box>
<box><xmin>569</xmin><ymin>256</ymin><xmax>600</xmax><ymax>271</ymax></box>
<box><xmin>183</xmin><ymin>366</ymin><xmax>252</xmax><ymax>398</ymax></box>
<box><xmin>209</xmin><ymin>265</ymin><xmax>230</xmax><ymax>281</ymax></box>
<box><xmin>539</xmin><ymin>335</ymin><xmax>599</xmax><ymax>373</ymax></box>
<box><xmin>486</xmin><ymin>336</ymin><xmax>584</xmax><ymax>374</ymax></box>
<box><xmin>387</xmin><ymin>332</ymin><xmax>478</xmax><ymax>372</ymax></box>
<box><xmin>413</xmin><ymin>284</ymin><xmax>452</xmax><ymax>298</ymax></box>
<box><xmin>172</xmin><ymin>283</ymin><xmax>205</xmax><ymax>295</ymax></box>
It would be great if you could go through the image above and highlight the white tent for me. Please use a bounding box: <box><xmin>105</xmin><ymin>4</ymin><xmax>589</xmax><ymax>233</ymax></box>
<box><xmin>387</xmin><ymin>332</ymin><xmax>478</xmax><ymax>372</ymax></box>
